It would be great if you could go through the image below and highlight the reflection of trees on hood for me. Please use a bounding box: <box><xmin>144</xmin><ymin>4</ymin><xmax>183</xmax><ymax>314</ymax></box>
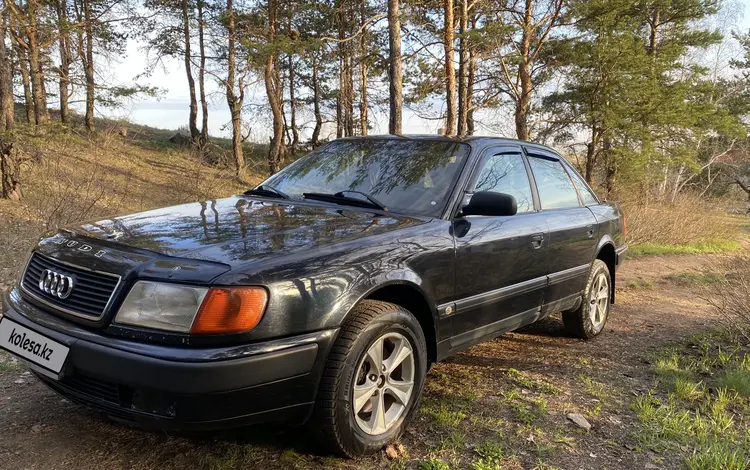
<box><xmin>278</xmin><ymin>140</ymin><xmax>469</xmax><ymax>196</ymax></box>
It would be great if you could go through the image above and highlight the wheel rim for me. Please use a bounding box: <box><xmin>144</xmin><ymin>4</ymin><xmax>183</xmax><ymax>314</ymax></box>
<box><xmin>589</xmin><ymin>272</ymin><xmax>609</xmax><ymax>331</ymax></box>
<box><xmin>352</xmin><ymin>332</ymin><xmax>415</xmax><ymax>436</ymax></box>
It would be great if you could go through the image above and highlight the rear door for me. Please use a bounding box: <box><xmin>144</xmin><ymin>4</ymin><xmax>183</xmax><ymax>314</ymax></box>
<box><xmin>524</xmin><ymin>149</ymin><xmax>599</xmax><ymax>313</ymax></box>
<box><xmin>449</xmin><ymin>146</ymin><xmax>549</xmax><ymax>349</ymax></box>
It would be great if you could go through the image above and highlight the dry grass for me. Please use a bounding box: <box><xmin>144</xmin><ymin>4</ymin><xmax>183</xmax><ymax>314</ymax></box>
<box><xmin>620</xmin><ymin>191</ymin><xmax>739</xmax><ymax>247</ymax></box>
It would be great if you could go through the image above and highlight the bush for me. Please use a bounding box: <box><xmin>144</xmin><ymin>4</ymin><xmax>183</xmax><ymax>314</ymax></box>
<box><xmin>619</xmin><ymin>191</ymin><xmax>737</xmax><ymax>247</ymax></box>
<box><xmin>707</xmin><ymin>255</ymin><xmax>750</xmax><ymax>343</ymax></box>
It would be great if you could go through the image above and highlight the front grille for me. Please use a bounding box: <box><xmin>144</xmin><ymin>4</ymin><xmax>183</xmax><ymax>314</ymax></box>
<box><xmin>21</xmin><ymin>252</ymin><xmax>121</xmax><ymax>320</ymax></box>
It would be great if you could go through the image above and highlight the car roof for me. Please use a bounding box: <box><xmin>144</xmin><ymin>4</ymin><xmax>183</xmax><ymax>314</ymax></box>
<box><xmin>341</xmin><ymin>134</ymin><xmax>560</xmax><ymax>155</ymax></box>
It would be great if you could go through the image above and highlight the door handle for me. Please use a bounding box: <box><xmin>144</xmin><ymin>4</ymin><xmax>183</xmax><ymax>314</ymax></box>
<box><xmin>531</xmin><ymin>233</ymin><xmax>544</xmax><ymax>249</ymax></box>
<box><xmin>586</xmin><ymin>225</ymin><xmax>595</xmax><ymax>238</ymax></box>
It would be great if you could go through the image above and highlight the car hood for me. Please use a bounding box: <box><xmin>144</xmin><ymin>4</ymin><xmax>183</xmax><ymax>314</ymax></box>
<box><xmin>68</xmin><ymin>196</ymin><xmax>428</xmax><ymax>266</ymax></box>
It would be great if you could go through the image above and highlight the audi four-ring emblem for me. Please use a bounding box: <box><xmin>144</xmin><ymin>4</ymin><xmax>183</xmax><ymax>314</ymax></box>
<box><xmin>38</xmin><ymin>269</ymin><xmax>75</xmax><ymax>299</ymax></box>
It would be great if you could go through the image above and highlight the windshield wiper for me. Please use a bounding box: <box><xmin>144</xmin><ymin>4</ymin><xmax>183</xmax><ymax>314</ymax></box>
<box><xmin>244</xmin><ymin>185</ymin><xmax>290</xmax><ymax>200</ymax></box>
<box><xmin>303</xmin><ymin>190</ymin><xmax>388</xmax><ymax>211</ymax></box>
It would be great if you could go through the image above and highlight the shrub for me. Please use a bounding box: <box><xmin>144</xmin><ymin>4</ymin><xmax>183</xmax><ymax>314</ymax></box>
<box><xmin>618</xmin><ymin>191</ymin><xmax>737</xmax><ymax>247</ymax></box>
<box><xmin>707</xmin><ymin>255</ymin><xmax>750</xmax><ymax>343</ymax></box>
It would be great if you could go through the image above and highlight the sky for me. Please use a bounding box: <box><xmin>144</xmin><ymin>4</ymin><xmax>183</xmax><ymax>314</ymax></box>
<box><xmin>96</xmin><ymin>4</ymin><xmax>750</xmax><ymax>142</ymax></box>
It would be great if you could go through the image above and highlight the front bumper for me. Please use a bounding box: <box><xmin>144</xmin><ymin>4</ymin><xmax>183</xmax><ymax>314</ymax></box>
<box><xmin>2</xmin><ymin>290</ymin><xmax>336</xmax><ymax>430</ymax></box>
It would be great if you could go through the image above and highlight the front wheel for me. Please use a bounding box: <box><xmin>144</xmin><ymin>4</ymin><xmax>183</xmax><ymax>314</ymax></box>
<box><xmin>311</xmin><ymin>300</ymin><xmax>428</xmax><ymax>457</ymax></box>
<box><xmin>562</xmin><ymin>259</ymin><xmax>611</xmax><ymax>339</ymax></box>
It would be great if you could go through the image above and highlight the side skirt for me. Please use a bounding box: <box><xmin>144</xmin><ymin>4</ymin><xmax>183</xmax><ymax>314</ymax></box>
<box><xmin>436</xmin><ymin>307</ymin><xmax>541</xmax><ymax>361</ymax></box>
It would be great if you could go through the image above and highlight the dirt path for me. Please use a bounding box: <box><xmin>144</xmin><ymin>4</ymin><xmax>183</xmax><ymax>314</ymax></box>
<box><xmin>0</xmin><ymin>253</ymin><xmax>734</xmax><ymax>470</ymax></box>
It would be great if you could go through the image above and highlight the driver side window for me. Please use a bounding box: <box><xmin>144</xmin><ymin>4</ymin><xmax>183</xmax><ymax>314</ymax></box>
<box><xmin>473</xmin><ymin>153</ymin><xmax>534</xmax><ymax>213</ymax></box>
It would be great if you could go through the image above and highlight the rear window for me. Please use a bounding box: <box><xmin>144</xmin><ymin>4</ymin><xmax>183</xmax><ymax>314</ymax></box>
<box><xmin>527</xmin><ymin>156</ymin><xmax>581</xmax><ymax>210</ymax></box>
<box><xmin>566</xmin><ymin>167</ymin><xmax>599</xmax><ymax>206</ymax></box>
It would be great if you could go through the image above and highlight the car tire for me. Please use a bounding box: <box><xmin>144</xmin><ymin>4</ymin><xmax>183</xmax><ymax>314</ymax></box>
<box><xmin>562</xmin><ymin>259</ymin><xmax>611</xmax><ymax>339</ymax></box>
<box><xmin>311</xmin><ymin>300</ymin><xmax>428</xmax><ymax>457</ymax></box>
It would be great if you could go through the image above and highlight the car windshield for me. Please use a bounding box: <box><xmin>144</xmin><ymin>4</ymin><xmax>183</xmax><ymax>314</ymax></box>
<box><xmin>259</xmin><ymin>139</ymin><xmax>471</xmax><ymax>217</ymax></box>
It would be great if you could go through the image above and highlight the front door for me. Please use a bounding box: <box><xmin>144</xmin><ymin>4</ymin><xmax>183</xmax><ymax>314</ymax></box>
<box><xmin>449</xmin><ymin>147</ymin><xmax>549</xmax><ymax>350</ymax></box>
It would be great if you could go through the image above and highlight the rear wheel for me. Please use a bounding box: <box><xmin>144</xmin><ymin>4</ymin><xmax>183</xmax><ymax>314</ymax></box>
<box><xmin>562</xmin><ymin>259</ymin><xmax>611</xmax><ymax>339</ymax></box>
<box><xmin>312</xmin><ymin>300</ymin><xmax>427</xmax><ymax>457</ymax></box>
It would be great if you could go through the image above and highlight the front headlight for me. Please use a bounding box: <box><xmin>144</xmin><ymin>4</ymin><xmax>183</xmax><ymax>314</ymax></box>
<box><xmin>114</xmin><ymin>281</ymin><xmax>268</xmax><ymax>334</ymax></box>
<box><xmin>115</xmin><ymin>281</ymin><xmax>209</xmax><ymax>333</ymax></box>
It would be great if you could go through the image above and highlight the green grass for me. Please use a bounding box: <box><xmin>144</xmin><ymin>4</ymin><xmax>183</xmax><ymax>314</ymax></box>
<box><xmin>717</xmin><ymin>368</ymin><xmax>750</xmax><ymax>397</ymax></box>
<box><xmin>629</xmin><ymin>240</ymin><xmax>741</xmax><ymax>258</ymax></box>
<box><xmin>664</xmin><ymin>271</ymin><xmax>724</xmax><ymax>286</ymax></box>
<box><xmin>0</xmin><ymin>352</ymin><xmax>20</xmax><ymax>373</ymax></box>
<box><xmin>686</xmin><ymin>443</ymin><xmax>750</xmax><ymax>470</ymax></box>
<box><xmin>506</xmin><ymin>369</ymin><xmax>561</xmax><ymax>395</ymax></box>
<box><xmin>632</xmin><ymin>333</ymin><xmax>750</xmax><ymax>468</ymax></box>
<box><xmin>422</xmin><ymin>402</ymin><xmax>468</xmax><ymax>427</ymax></box>
<box><xmin>419</xmin><ymin>459</ymin><xmax>451</xmax><ymax>470</ymax></box>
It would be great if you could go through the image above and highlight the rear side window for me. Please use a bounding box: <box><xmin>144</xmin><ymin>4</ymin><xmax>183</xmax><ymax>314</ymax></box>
<box><xmin>527</xmin><ymin>156</ymin><xmax>581</xmax><ymax>210</ymax></box>
<box><xmin>473</xmin><ymin>153</ymin><xmax>534</xmax><ymax>213</ymax></box>
<box><xmin>566</xmin><ymin>167</ymin><xmax>599</xmax><ymax>206</ymax></box>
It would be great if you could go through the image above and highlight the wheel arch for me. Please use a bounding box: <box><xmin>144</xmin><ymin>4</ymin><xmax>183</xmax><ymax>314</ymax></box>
<box><xmin>347</xmin><ymin>280</ymin><xmax>439</xmax><ymax>364</ymax></box>
<box><xmin>595</xmin><ymin>240</ymin><xmax>617</xmax><ymax>303</ymax></box>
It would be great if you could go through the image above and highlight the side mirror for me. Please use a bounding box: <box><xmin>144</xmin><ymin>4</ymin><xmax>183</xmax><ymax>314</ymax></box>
<box><xmin>461</xmin><ymin>191</ymin><xmax>517</xmax><ymax>217</ymax></box>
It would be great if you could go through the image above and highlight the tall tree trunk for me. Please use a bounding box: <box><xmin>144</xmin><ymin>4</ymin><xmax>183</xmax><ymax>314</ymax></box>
<box><xmin>265</xmin><ymin>0</ymin><xmax>284</xmax><ymax>175</ymax></box>
<box><xmin>359</xmin><ymin>0</ymin><xmax>368</xmax><ymax>136</ymax></box>
<box><xmin>336</xmin><ymin>2</ymin><xmax>354</xmax><ymax>137</ymax></box>
<box><xmin>56</xmin><ymin>0</ymin><xmax>71</xmax><ymax>124</ymax></box>
<box><xmin>311</xmin><ymin>53</ymin><xmax>322</xmax><ymax>147</ymax></box>
<box><xmin>82</xmin><ymin>0</ymin><xmax>95</xmax><ymax>131</ymax></box>
<box><xmin>467</xmin><ymin>31</ymin><xmax>476</xmax><ymax>135</ymax></box>
<box><xmin>225</xmin><ymin>0</ymin><xmax>245</xmax><ymax>179</ymax></box>
<box><xmin>15</xmin><ymin>44</ymin><xmax>33</xmax><ymax>124</ymax></box>
<box><xmin>514</xmin><ymin>0</ymin><xmax>533</xmax><ymax>141</ymax></box>
<box><xmin>584</xmin><ymin>125</ymin><xmax>601</xmax><ymax>183</ymax></box>
<box><xmin>387</xmin><ymin>0</ymin><xmax>402</xmax><ymax>134</ymax></box>
<box><xmin>443</xmin><ymin>0</ymin><xmax>456</xmax><ymax>135</ymax></box>
<box><xmin>197</xmin><ymin>0</ymin><xmax>208</xmax><ymax>144</ymax></box>
<box><xmin>25</xmin><ymin>0</ymin><xmax>48</xmax><ymax>126</ymax></box>
<box><xmin>288</xmin><ymin>54</ymin><xmax>299</xmax><ymax>153</ymax></box>
<box><xmin>456</xmin><ymin>0</ymin><xmax>468</xmax><ymax>136</ymax></box>
<box><xmin>0</xmin><ymin>11</ymin><xmax>14</xmax><ymax>131</ymax></box>
<box><xmin>182</xmin><ymin>0</ymin><xmax>199</xmax><ymax>141</ymax></box>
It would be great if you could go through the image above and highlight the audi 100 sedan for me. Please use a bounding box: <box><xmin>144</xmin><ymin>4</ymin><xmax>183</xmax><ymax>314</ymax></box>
<box><xmin>1</xmin><ymin>136</ymin><xmax>626</xmax><ymax>457</ymax></box>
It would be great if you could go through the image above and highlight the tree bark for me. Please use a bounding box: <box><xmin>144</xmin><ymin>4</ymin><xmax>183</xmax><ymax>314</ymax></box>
<box><xmin>197</xmin><ymin>0</ymin><xmax>208</xmax><ymax>144</ymax></box>
<box><xmin>443</xmin><ymin>0</ymin><xmax>456</xmax><ymax>135</ymax></box>
<box><xmin>225</xmin><ymin>0</ymin><xmax>245</xmax><ymax>179</ymax></box>
<box><xmin>56</xmin><ymin>0</ymin><xmax>71</xmax><ymax>124</ymax></box>
<box><xmin>182</xmin><ymin>0</ymin><xmax>199</xmax><ymax>141</ymax></box>
<box><xmin>387</xmin><ymin>0</ymin><xmax>402</xmax><ymax>134</ymax></box>
<box><xmin>456</xmin><ymin>0</ymin><xmax>468</xmax><ymax>136</ymax></box>
<box><xmin>311</xmin><ymin>53</ymin><xmax>322</xmax><ymax>147</ymax></box>
<box><xmin>24</xmin><ymin>0</ymin><xmax>48</xmax><ymax>126</ymax></box>
<box><xmin>358</xmin><ymin>0</ymin><xmax>368</xmax><ymax>136</ymax></box>
<box><xmin>265</xmin><ymin>0</ymin><xmax>284</xmax><ymax>175</ymax></box>
<box><xmin>288</xmin><ymin>54</ymin><xmax>299</xmax><ymax>153</ymax></box>
<box><xmin>512</xmin><ymin>0</ymin><xmax>533</xmax><ymax>140</ymax></box>
<box><xmin>0</xmin><ymin>11</ymin><xmax>14</xmax><ymax>131</ymax></box>
<box><xmin>82</xmin><ymin>0</ymin><xmax>95</xmax><ymax>131</ymax></box>
<box><xmin>15</xmin><ymin>43</ymin><xmax>33</xmax><ymax>124</ymax></box>
<box><xmin>467</xmin><ymin>31</ymin><xmax>476</xmax><ymax>135</ymax></box>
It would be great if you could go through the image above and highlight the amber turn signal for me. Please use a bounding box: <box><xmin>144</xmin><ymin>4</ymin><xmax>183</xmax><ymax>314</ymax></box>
<box><xmin>191</xmin><ymin>287</ymin><xmax>268</xmax><ymax>335</ymax></box>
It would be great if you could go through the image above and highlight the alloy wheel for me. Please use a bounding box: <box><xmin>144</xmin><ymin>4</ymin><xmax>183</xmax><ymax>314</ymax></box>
<box><xmin>589</xmin><ymin>272</ymin><xmax>609</xmax><ymax>330</ymax></box>
<box><xmin>352</xmin><ymin>332</ymin><xmax>415</xmax><ymax>435</ymax></box>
